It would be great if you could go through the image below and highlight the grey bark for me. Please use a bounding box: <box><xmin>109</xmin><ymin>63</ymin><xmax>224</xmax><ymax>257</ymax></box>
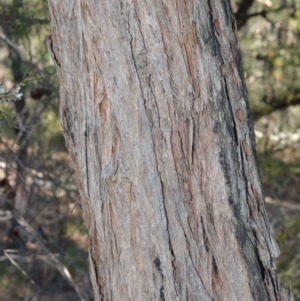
<box><xmin>47</xmin><ymin>0</ymin><xmax>292</xmax><ymax>300</ymax></box>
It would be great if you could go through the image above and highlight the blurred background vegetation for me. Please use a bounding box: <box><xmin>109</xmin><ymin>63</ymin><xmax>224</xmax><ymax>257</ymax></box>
<box><xmin>0</xmin><ymin>0</ymin><xmax>299</xmax><ymax>300</ymax></box>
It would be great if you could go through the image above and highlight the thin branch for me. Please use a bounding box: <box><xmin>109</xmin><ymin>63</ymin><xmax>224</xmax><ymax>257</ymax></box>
<box><xmin>235</xmin><ymin>3</ymin><xmax>287</xmax><ymax>28</ymax></box>
<box><xmin>253</xmin><ymin>93</ymin><xmax>300</xmax><ymax>120</ymax></box>
<box><xmin>0</xmin><ymin>28</ymin><xmax>20</xmax><ymax>54</ymax></box>
<box><xmin>265</xmin><ymin>197</ymin><xmax>300</xmax><ymax>211</ymax></box>
<box><xmin>235</xmin><ymin>0</ymin><xmax>255</xmax><ymax>28</ymax></box>
<box><xmin>3</xmin><ymin>198</ymin><xmax>86</xmax><ymax>301</ymax></box>
<box><xmin>3</xmin><ymin>249</ymin><xmax>40</xmax><ymax>287</ymax></box>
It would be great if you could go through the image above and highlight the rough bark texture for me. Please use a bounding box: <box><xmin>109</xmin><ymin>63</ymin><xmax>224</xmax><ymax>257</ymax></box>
<box><xmin>47</xmin><ymin>1</ymin><xmax>292</xmax><ymax>300</ymax></box>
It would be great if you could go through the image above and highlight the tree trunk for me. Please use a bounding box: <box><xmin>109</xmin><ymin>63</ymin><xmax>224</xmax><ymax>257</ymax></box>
<box><xmin>47</xmin><ymin>1</ymin><xmax>292</xmax><ymax>300</ymax></box>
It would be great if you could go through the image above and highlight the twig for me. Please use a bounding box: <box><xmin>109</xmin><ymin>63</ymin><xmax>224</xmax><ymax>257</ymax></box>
<box><xmin>265</xmin><ymin>197</ymin><xmax>300</xmax><ymax>211</ymax></box>
<box><xmin>0</xmin><ymin>29</ymin><xmax>20</xmax><ymax>54</ymax></box>
<box><xmin>3</xmin><ymin>197</ymin><xmax>86</xmax><ymax>301</ymax></box>
<box><xmin>3</xmin><ymin>249</ymin><xmax>39</xmax><ymax>287</ymax></box>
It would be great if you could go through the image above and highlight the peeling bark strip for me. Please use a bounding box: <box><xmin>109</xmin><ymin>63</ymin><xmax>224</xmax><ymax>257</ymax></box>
<box><xmin>47</xmin><ymin>1</ymin><xmax>292</xmax><ymax>301</ymax></box>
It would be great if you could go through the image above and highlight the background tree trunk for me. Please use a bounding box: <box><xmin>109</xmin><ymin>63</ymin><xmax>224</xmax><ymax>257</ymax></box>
<box><xmin>47</xmin><ymin>1</ymin><xmax>292</xmax><ymax>300</ymax></box>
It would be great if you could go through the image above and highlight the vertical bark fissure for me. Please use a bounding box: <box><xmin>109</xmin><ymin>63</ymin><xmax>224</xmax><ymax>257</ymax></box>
<box><xmin>85</xmin><ymin>121</ymin><xmax>90</xmax><ymax>199</ymax></box>
<box><xmin>223</xmin><ymin>78</ymin><xmax>239</xmax><ymax>145</ymax></box>
<box><xmin>201</xmin><ymin>216</ymin><xmax>209</xmax><ymax>253</ymax></box>
<box><xmin>89</xmin><ymin>221</ymin><xmax>105</xmax><ymax>301</ymax></box>
<box><xmin>182</xmin><ymin>227</ymin><xmax>208</xmax><ymax>292</ymax></box>
<box><xmin>90</xmin><ymin>251</ymin><xmax>105</xmax><ymax>300</ymax></box>
<box><xmin>127</xmin><ymin>11</ymin><xmax>147</xmax><ymax>105</ymax></box>
<box><xmin>158</xmin><ymin>174</ymin><xmax>179</xmax><ymax>295</ymax></box>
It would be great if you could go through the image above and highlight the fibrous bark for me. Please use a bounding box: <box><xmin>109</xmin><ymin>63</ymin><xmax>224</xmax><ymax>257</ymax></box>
<box><xmin>47</xmin><ymin>0</ymin><xmax>292</xmax><ymax>300</ymax></box>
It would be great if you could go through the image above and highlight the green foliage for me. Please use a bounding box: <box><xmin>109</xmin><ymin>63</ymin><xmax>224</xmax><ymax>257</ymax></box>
<box><xmin>1</xmin><ymin>0</ymin><xmax>49</xmax><ymax>39</ymax></box>
<box><xmin>0</xmin><ymin>84</ymin><xmax>22</xmax><ymax>103</ymax></box>
<box><xmin>275</xmin><ymin>211</ymin><xmax>300</xmax><ymax>300</ymax></box>
<box><xmin>238</xmin><ymin>0</ymin><xmax>300</xmax><ymax>119</ymax></box>
<box><xmin>0</xmin><ymin>109</ymin><xmax>13</xmax><ymax>131</ymax></box>
<box><xmin>0</xmin><ymin>84</ymin><xmax>21</xmax><ymax>133</ymax></box>
<box><xmin>257</xmin><ymin>134</ymin><xmax>300</xmax><ymax>299</ymax></box>
<box><xmin>259</xmin><ymin>153</ymin><xmax>291</xmax><ymax>195</ymax></box>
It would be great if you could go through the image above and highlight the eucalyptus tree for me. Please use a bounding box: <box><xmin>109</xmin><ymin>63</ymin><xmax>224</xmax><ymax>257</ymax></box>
<box><xmin>47</xmin><ymin>1</ymin><xmax>292</xmax><ymax>300</ymax></box>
